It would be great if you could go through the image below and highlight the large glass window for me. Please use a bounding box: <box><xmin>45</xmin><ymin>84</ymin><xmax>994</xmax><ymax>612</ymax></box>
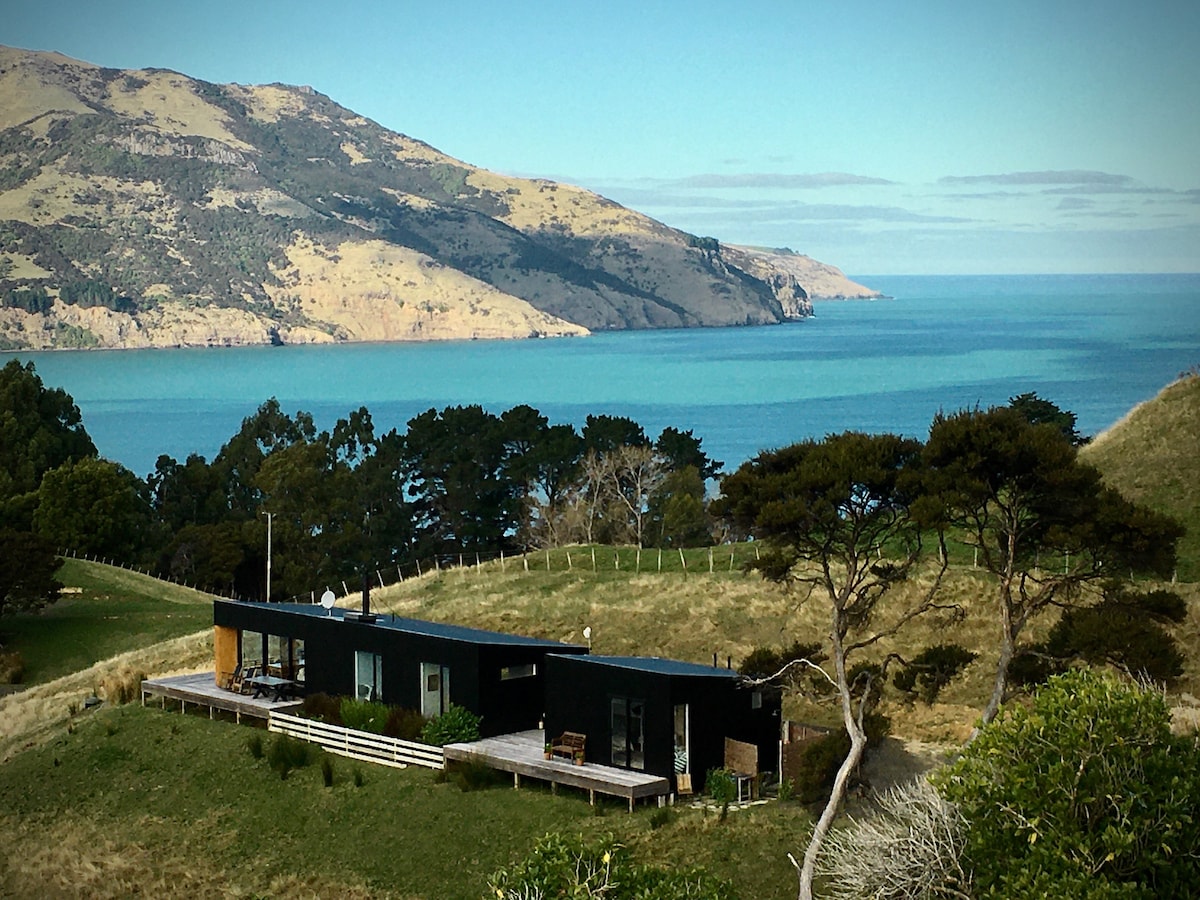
<box><xmin>610</xmin><ymin>696</ymin><xmax>646</xmax><ymax>770</ymax></box>
<box><xmin>355</xmin><ymin>650</ymin><xmax>383</xmax><ymax>701</ymax></box>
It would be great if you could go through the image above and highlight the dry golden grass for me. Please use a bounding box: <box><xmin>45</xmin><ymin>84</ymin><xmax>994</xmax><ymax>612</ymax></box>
<box><xmin>372</xmin><ymin>557</ymin><xmax>1200</xmax><ymax>745</ymax></box>
<box><xmin>265</xmin><ymin>233</ymin><xmax>588</xmax><ymax>341</ymax></box>
<box><xmin>103</xmin><ymin>70</ymin><xmax>254</xmax><ymax>150</ymax></box>
<box><xmin>0</xmin><ymin>629</ymin><xmax>212</xmax><ymax>764</ymax></box>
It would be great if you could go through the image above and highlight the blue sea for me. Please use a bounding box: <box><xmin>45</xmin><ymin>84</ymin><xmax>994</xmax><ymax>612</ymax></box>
<box><xmin>5</xmin><ymin>274</ymin><xmax>1198</xmax><ymax>478</ymax></box>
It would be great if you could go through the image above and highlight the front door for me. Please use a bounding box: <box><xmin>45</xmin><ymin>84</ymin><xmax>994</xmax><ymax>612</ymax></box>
<box><xmin>420</xmin><ymin>662</ymin><xmax>450</xmax><ymax>717</ymax></box>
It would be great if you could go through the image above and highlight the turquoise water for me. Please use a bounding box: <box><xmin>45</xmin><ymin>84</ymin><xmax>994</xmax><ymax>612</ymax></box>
<box><xmin>5</xmin><ymin>274</ymin><xmax>1198</xmax><ymax>477</ymax></box>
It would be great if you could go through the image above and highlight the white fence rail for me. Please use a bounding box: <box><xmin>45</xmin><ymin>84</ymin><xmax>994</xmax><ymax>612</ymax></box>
<box><xmin>269</xmin><ymin>710</ymin><xmax>445</xmax><ymax>770</ymax></box>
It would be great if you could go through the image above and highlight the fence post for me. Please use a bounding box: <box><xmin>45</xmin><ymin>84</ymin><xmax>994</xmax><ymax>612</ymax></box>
<box><xmin>566</xmin><ymin>551</ymin><xmax>572</xmax><ymax>571</ymax></box>
<box><xmin>709</xmin><ymin>548</ymin><xmax>713</xmax><ymax>573</ymax></box>
<box><xmin>592</xmin><ymin>547</ymin><xmax>597</xmax><ymax>571</ymax></box>
<box><xmin>679</xmin><ymin>548</ymin><xmax>687</xmax><ymax>571</ymax></box>
<box><xmin>500</xmin><ymin>550</ymin><xmax>505</xmax><ymax>572</ymax></box>
<box><xmin>636</xmin><ymin>547</ymin><xmax>640</xmax><ymax>573</ymax></box>
<box><xmin>658</xmin><ymin>549</ymin><xmax>662</xmax><ymax>572</ymax></box>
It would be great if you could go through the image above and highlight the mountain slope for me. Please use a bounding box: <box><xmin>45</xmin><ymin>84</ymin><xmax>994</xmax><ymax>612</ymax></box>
<box><xmin>0</xmin><ymin>46</ymin><xmax>836</xmax><ymax>349</ymax></box>
<box><xmin>1081</xmin><ymin>373</ymin><xmax>1200</xmax><ymax>581</ymax></box>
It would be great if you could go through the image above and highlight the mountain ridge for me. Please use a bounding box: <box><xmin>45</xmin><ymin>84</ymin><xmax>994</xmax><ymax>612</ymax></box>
<box><xmin>0</xmin><ymin>46</ymin><xmax>876</xmax><ymax>350</ymax></box>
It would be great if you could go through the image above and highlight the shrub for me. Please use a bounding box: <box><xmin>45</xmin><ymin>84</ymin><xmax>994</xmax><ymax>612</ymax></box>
<box><xmin>321</xmin><ymin>756</ymin><xmax>334</xmax><ymax>787</ymax></box>
<box><xmin>446</xmin><ymin>758</ymin><xmax>504</xmax><ymax>792</ymax></box>
<box><xmin>339</xmin><ymin>698</ymin><xmax>389</xmax><ymax>734</ymax></box>
<box><xmin>301</xmin><ymin>692</ymin><xmax>342</xmax><ymax>725</ymax></box>
<box><xmin>352</xmin><ymin>767</ymin><xmax>364</xmax><ymax>788</ymax></box>
<box><xmin>936</xmin><ymin>669</ymin><xmax>1200</xmax><ymax>897</ymax></box>
<box><xmin>0</xmin><ymin>649</ymin><xmax>25</xmax><ymax>684</ymax></box>
<box><xmin>98</xmin><ymin>665</ymin><xmax>146</xmax><ymax>705</ymax></box>
<box><xmin>649</xmin><ymin>806</ymin><xmax>675</xmax><ymax>830</ymax></box>
<box><xmin>818</xmin><ymin>779</ymin><xmax>970</xmax><ymax>900</ymax></box>
<box><xmin>246</xmin><ymin>733</ymin><xmax>264</xmax><ymax>759</ymax></box>
<box><xmin>893</xmin><ymin>644</ymin><xmax>978</xmax><ymax>704</ymax></box>
<box><xmin>383</xmin><ymin>705</ymin><xmax>427</xmax><ymax>741</ymax></box>
<box><xmin>420</xmin><ymin>703</ymin><xmax>481</xmax><ymax>746</ymax></box>
<box><xmin>792</xmin><ymin>729</ymin><xmax>851</xmax><ymax>804</ymax></box>
<box><xmin>705</xmin><ymin>767</ymin><xmax>736</xmax><ymax>821</ymax></box>
<box><xmin>266</xmin><ymin>734</ymin><xmax>315</xmax><ymax>780</ymax></box>
<box><xmin>488</xmin><ymin>832</ymin><xmax>734</xmax><ymax>899</ymax></box>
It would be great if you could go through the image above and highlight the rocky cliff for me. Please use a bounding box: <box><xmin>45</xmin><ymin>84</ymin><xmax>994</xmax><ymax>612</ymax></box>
<box><xmin>0</xmin><ymin>46</ymin><xmax>857</xmax><ymax>350</ymax></box>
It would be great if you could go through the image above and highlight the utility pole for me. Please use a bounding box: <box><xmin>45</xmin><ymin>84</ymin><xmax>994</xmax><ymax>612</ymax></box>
<box><xmin>263</xmin><ymin>511</ymin><xmax>273</xmax><ymax>602</ymax></box>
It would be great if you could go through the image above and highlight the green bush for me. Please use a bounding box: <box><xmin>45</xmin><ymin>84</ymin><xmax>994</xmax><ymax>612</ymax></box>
<box><xmin>936</xmin><ymin>669</ymin><xmax>1200</xmax><ymax>897</ymax></box>
<box><xmin>266</xmin><ymin>734</ymin><xmax>315</xmax><ymax>780</ymax></box>
<box><xmin>246</xmin><ymin>733</ymin><xmax>264</xmax><ymax>760</ymax></box>
<box><xmin>792</xmin><ymin>730</ymin><xmax>852</xmax><ymax>804</ymax></box>
<box><xmin>893</xmin><ymin>644</ymin><xmax>978</xmax><ymax>704</ymax></box>
<box><xmin>339</xmin><ymin>698</ymin><xmax>389</xmax><ymax>734</ymax></box>
<box><xmin>488</xmin><ymin>832</ymin><xmax>734</xmax><ymax>899</ymax></box>
<box><xmin>705</xmin><ymin>767</ymin><xmax>736</xmax><ymax>821</ymax></box>
<box><xmin>321</xmin><ymin>756</ymin><xmax>334</xmax><ymax>787</ymax></box>
<box><xmin>420</xmin><ymin>703</ymin><xmax>481</xmax><ymax>746</ymax></box>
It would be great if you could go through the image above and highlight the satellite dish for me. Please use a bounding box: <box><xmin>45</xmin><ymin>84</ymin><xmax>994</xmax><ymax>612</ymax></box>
<box><xmin>320</xmin><ymin>589</ymin><xmax>336</xmax><ymax>615</ymax></box>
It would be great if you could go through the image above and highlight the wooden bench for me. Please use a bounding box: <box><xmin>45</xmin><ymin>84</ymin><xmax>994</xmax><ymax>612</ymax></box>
<box><xmin>551</xmin><ymin>731</ymin><xmax>586</xmax><ymax>761</ymax></box>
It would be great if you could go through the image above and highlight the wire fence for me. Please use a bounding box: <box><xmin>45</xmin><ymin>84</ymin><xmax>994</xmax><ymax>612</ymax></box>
<box><xmin>58</xmin><ymin>543</ymin><xmax>768</xmax><ymax>606</ymax></box>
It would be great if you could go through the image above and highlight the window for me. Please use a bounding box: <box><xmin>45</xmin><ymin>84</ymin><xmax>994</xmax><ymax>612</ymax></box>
<box><xmin>500</xmin><ymin>663</ymin><xmax>537</xmax><ymax>681</ymax></box>
<box><xmin>355</xmin><ymin>650</ymin><xmax>383</xmax><ymax>702</ymax></box>
<box><xmin>610</xmin><ymin>696</ymin><xmax>646</xmax><ymax>770</ymax></box>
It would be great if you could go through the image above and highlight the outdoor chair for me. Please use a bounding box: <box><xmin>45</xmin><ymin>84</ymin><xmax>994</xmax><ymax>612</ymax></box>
<box><xmin>238</xmin><ymin>665</ymin><xmax>260</xmax><ymax>694</ymax></box>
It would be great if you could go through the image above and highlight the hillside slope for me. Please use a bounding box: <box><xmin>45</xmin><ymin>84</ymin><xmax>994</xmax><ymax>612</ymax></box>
<box><xmin>0</xmin><ymin>46</ymin><xmax>835</xmax><ymax>349</ymax></box>
<box><xmin>1081</xmin><ymin>373</ymin><xmax>1200</xmax><ymax>581</ymax></box>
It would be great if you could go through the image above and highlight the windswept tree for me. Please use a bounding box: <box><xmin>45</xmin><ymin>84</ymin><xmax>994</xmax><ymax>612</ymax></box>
<box><xmin>923</xmin><ymin>405</ymin><xmax>1181</xmax><ymax>726</ymax></box>
<box><xmin>32</xmin><ymin>457</ymin><xmax>157</xmax><ymax>561</ymax></box>
<box><xmin>714</xmin><ymin>432</ymin><xmax>950</xmax><ymax>900</ymax></box>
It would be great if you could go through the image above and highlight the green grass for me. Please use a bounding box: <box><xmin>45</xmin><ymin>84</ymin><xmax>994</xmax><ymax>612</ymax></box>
<box><xmin>1082</xmin><ymin>373</ymin><xmax>1200</xmax><ymax>581</ymax></box>
<box><xmin>0</xmin><ymin>559</ymin><xmax>213</xmax><ymax>685</ymax></box>
<box><xmin>0</xmin><ymin>702</ymin><xmax>807</xmax><ymax>899</ymax></box>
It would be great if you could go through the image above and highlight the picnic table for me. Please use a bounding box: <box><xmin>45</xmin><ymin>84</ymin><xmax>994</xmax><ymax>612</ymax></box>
<box><xmin>247</xmin><ymin>674</ymin><xmax>297</xmax><ymax>701</ymax></box>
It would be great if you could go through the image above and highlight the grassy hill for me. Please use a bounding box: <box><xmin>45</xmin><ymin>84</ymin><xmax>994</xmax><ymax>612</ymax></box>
<box><xmin>0</xmin><ymin>45</ymin><xmax>885</xmax><ymax>350</ymax></box>
<box><xmin>1082</xmin><ymin>373</ymin><xmax>1200</xmax><ymax>582</ymax></box>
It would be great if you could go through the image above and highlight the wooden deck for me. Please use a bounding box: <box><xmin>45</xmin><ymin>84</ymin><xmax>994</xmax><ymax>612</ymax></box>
<box><xmin>141</xmin><ymin>672</ymin><xmax>302</xmax><ymax>722</ymax></box>
<box><xmin>445</xmin><ymin>730</ymin><xmax>671</xmax><ymax>812</ymax></box>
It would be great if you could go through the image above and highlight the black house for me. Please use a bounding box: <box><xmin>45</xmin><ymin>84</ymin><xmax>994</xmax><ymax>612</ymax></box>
<box><xmin>213</xmin><ymin>600</ymin><xmax>587</xmax><ymax>737</ymax></box>
<box><xmin>542</xmin><ymin>653</ymin><xmax>781</xmax><ymax>783</ymax></box>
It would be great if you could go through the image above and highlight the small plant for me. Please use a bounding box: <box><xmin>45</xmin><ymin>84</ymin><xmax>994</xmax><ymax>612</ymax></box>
<box><xmin>67</xmin><ymin>701</ymin><xmax>79</xmax><ymax>717</ymax></box>
<box><xmin>266</xmin><ymin>734</ymin><xmax>314</xmax><ymax>780</ymax></box>
<box><xmin>649</xmin><ymin>806</ymin><xmax>674</xmax><ymax>830</ymax></box>
<box><xmin>777</xmin><ymin>777</ymin><xmax>795</xmax><ymax>802</ymax></box>
<box><xmin>321</xmin><ymin>756</ymin><xmax>334</xmax><ymax>787</ymax></box>
<box><xmin>105</xmin><ymin>721</ymin><xmax>118</xmax><ymax>737</ymax></box>
<box><xmin>340</xmin><ymin>698</ymin><xmax>389</xmax><ymax>734</ymax></box>
<box><xmin>352</xmin><ymin>767</ymin><xmax>364</xmax><ymax>788</ymax></box>
<box><xmin>420</xmin><ymin>703</ymin><xmax>481</xmax><ymax>746</ymax></box>
<box><xmin>705</xmin><ymin>768</ymin><xmax>736</xmax><ymax>821</ymax></box>
<box><xmin>246</xmin><ymin>733</ymin><xmax>264</xmax><ymax>759</ymax></box>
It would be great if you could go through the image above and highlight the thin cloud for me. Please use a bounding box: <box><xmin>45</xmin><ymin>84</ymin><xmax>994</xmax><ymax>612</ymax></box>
<box><xmin>1042</xmin><ymin>184</ymin><xmax>1174</xmax><ymax>196</ymax></box>
<box><xmin>1056</xmin><ymin>197</ymin><xmax>1095</xmax><ymax>211</ymax></box>
<box><xmin>940</xmin><ymin>170</ymin><xmax>1134</xmax><ymax>187</ymax></box>
<box><xmin>668</xmin><ymin>172</ymin><xmax>896</xmax><ymax>189</ymax></box>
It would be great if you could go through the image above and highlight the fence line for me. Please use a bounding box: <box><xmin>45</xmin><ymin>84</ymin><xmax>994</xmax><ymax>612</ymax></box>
<box><xmin>269</xmin><ymin>710</ymin><xmax>445</xmax><ymax>770</ymax></box>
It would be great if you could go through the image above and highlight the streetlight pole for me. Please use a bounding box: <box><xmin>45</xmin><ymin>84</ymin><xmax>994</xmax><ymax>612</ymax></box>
<box><xmin>263</xmin><ymin>511</ymin><xmax>273</xmax><ymax>602</ymax></box>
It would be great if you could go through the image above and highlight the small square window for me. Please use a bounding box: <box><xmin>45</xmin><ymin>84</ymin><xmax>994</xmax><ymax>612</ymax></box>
<box><xmin>500</xmin><ymin>663</ymin><xmax>537</xmax><ymax>681</ymax></box>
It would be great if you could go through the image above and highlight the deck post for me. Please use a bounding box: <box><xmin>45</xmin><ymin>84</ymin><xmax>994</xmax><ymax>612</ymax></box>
<box><xmin>629</xmin><ymin>797</ymin><xmax>634</xmax><ymax>814</ymax></box>
<box><xmin>589</xmin><ymin>789</ymin><xmax>595</xmax><ymax>806</ymax></box>
<box><xmin>513</xmin><ymin>772</ymin><xmax>520</xmax><ymax>789</ymax></box>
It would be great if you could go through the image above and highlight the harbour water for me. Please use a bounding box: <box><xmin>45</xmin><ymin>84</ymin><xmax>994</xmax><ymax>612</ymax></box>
<box><xmin>5</xmin><ymin>274</ymin><xmax>1198</xmax><ymax>477</ymax></box>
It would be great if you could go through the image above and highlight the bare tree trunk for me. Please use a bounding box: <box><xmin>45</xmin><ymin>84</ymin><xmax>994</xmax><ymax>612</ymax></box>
<box><xmin>798</xmin><ymin>612</ymin><xmax>866</xmax><ymax>900</ymax></box>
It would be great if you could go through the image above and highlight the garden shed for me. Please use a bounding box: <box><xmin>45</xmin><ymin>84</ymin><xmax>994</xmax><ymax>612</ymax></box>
<box><xmin>212</xmin><ymin>599</ymin><xmax>587</xmax><ymax>737</ymax></box>
<box><xmin>542</xmin><ymin>653</ymin><xmax>781</xmax><ymax>787</ymax></box>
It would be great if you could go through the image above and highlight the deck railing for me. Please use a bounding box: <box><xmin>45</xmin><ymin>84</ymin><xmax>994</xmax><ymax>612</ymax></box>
<box><xmin>269</xmin><ymin>710</ymin><xmax>445</xmax><ymax>770</ymax></box>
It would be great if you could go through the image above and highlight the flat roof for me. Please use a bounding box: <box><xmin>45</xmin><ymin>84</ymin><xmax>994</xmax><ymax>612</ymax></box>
<box><xmin>552</xmin><ymin>653</ymin><xmax>742</xmax><ymax>679</ymax></box>
<box><xmin>218</xmin><ymin>600</ymin><xmax>584</xmax><ymax>649</ymax></box>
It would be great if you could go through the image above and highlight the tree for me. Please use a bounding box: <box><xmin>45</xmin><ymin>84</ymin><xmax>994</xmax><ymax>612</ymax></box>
<box><xmin>0</xmin><ymin>529</ymin><xmax>63</xmax><ymax>618</ymax></box>
<box><xmin>32</xmin><ymin>457</ymin><xmax>156</xmax><ymax>561</ymax></box>
<box><xmin>936</xmin><ymin>669</ymin><xmax>1200</xmax><ymax>897</ymax></box>
<box><xmin>582</xmin><ymin>413</ymin><xmax>647</xmax><ymax>454</ymax></box>
<box><xmin>0</xmin><ymin>359</ymin><xmax>96</xmax><ymax>529</ymax></box>
<box><xmin>1008</xmin><ymin>391</ymin><xmax>1086</xmax><ymax>445</ymax></box>
<box><xmin>655</xmin><ymin>426</ymin><xmax>722</xmax><ymax>480</ymax></box>
<box><xmin>923</xmin><ymin>406</ymin><xmax>1181</xmax><ymax>726</ymax></box>
<box><xmin>211</xmin><ymin>398</ymin><xmax>316</xmax><ymax>518</ymax></box>
<box><xmin>714</xmin><ymin>432</ymin><xmax>949</xmax><ymax>900</ymax></box>
<box><xmin>647</xmin><ymin>465</ymin><xmax>711</xmax><ymax>548</ymax></box>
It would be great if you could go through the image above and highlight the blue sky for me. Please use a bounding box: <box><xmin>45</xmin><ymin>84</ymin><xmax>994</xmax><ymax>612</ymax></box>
<box><xmin>5</xmin><ymin>0</ymin><xmax>1198</xmax><ymax>274</ymax></box>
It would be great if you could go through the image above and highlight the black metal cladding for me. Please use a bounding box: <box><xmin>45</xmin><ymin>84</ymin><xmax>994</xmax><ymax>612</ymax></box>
<box><xmin>542</xmin><ymin>654</ymin><xmax>782</xmax><ymax>781</ymax></box>
<box><xmin>214</xmin><ymin>600</ymin><xmax>586</xmax><ymax>737</ymax></box>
